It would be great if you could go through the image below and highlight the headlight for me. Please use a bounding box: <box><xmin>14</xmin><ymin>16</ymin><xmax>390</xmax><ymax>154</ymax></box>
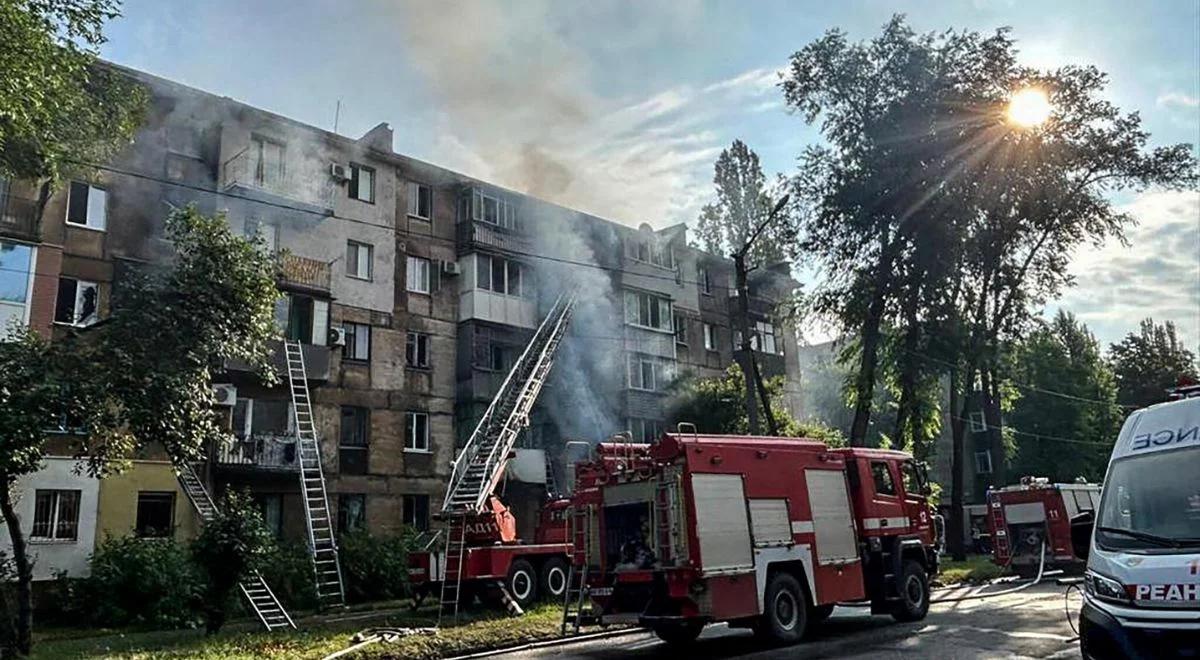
<box><xmin>1084</xmin><ymin>570</ymin><xmax>1129</xmax><ymax>604</ymax></box>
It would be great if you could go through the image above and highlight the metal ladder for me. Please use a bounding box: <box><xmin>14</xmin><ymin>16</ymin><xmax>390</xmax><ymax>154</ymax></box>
<box><xmin>175</xmin><ymin>462</ymin><xmax>296</xmax><ymax>631</ymax></box>
<box><xmin>989</xmin><ymin>497</ymin><xmax>1011</xmax><ymax>563</ymax></box>
<box><xmin>437</xmin><ymin>518</ymin><xmax>468</xmax><ymax>626</ymax></box>
<box><xmin>284</xmin><ymin>339</ymin><xmax>346</xmax><ymax>609</ymax></box>
<box><xmin>544</xmin><ymin>451</ymin><xmax>561</xmax><ymax>500</ymax></box>
<box><xmin>561</xmin><ymin>504</ymin><xmax>594</xmax><ymax>635</ymax></box>
<box><xmin>441</xmin><ymin>292</ymin><xmax>577</xmax><ymax>514</ymax></box>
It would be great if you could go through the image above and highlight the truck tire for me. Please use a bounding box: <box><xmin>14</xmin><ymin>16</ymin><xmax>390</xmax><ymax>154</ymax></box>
<box><xmin>539</xmin><ymin>557</ymin><xmax>569</xmax><ymax>601</ymax></box>
<box><xmin>890</xmin><ymin>560</ymin><xmax>930</xmax><ymax>622</ymax></box>
<box><xmin>507</xmin><ymin>559</ymin><xmax>538</xmax><ymax>607</ymax></box>
<box><xmin>652</xmin><ymin>620</ymin><xmax>704</xmax><ymax>646</ymax></box>
<box><xmin>756</xmin><ymin>572</ymin><xmax>808</xmax><ymax>644</ymax></box>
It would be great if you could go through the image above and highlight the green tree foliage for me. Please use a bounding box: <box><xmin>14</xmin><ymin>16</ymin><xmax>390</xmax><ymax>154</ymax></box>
<box><xmin>694</xmin><ymin>140</ymin><xmax>791</xmax><ymax>265</ymax></box>
<box><xmin>665</xmin><ymin>365</ymin><xmax>846</xmax><ymax>446</ymax></box>
<box><xmin>79</xmin><ymin>535</ymin><xmax>202</xmax><ymax>628</ymax></box>
<box><xmin>191</xmin><ymin>491</ymin><xmax>274</xmax><ymax>635</ymax></box>
<box><xmin>338</xmin><ymin>530</ymin><xmax>416</xmax><ymax>604</ymax></box>
<box><xmin>0</xmin><ymin>0</ymin><xmax>146</xmax><ymax>181</ymax></box>
<box><xmin>1006</xmin><ymin>312</ymin><xmax>1122</xmax><ymax>482</ymax></box>
<box><xmin>1108</xmin><ymin>319</ymin><xmax>1199</xmax><ymax>409</ymax></box>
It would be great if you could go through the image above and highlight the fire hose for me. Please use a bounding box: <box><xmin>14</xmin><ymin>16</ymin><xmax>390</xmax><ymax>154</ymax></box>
<box><xmin>320</xmin><ymin>627</ymin><xmax>438</xmax><ymax>660</ymax></box>
<box><xmin>929</xmin><ymin>540</ymin><xmax>1048</xmax><ymax>604</ymax></box>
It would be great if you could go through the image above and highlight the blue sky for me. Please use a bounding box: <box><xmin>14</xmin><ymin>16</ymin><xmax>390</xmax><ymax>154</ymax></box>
<box><xmin>101</xmin><ymin>0</ymin><xmax>1200</xmax><ymax>348</ymax></box>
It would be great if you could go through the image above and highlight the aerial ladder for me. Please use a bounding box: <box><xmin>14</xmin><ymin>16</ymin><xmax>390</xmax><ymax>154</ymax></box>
<box><xmin>437</xmin><ymin>291</ymin><xmax>577</xmax><ymax>624</ymax></box>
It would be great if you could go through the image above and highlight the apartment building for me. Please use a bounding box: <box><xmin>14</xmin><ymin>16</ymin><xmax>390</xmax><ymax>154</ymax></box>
<box><xmin>1</xmin><ymin>65</ymin><xmax>802</xmax><ymax>570</ymax></box>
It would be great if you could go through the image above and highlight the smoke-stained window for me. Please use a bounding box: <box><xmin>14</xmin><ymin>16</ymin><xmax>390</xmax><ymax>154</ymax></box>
<box><xmin>627</xmin><ymin>354</ymin><xmax>675</xmax><ymax>391</ymax></box>
<box><xmin>470</xmin><ymin>188</ymin><xmax>518</xmax><ymax>230</ymax></box>
<box><xmin>628</xmin><ymin>418</ymin><xmax>664</xmax><ymax>443</ymax></box>
<box><xmin>623</xmin><ymin>290</ymin><xmax>672</xmax><ymax>331</ymax></box>
<box><xmin>249</xmin><ymin>136</ymin><xmax>285</xmax><ymax>188</ymax></box>
<box><xmin>407</xmin><ymin>256</ymin><xmax>431</xmax><ymax>294</ymax></box>
<box><xmin>626</xmin><ymin>237</ymin><xmax>674</xmax><ymax>269</ymax></box>
<box><xmin>349</xmin><ymin>163</ymin><xmax>375</xmax><ymax>203</ymax></box>
<box><xmin>408</xmin><ymin>182</ymin><xmax>432</xmax><ymax>220</ymax></box>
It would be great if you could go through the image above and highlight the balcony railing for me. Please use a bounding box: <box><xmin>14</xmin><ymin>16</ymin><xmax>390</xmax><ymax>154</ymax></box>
<box><xmin>277</xmin><ymin>252</ymin><xmax>331</xmax><ymax>292</ymax></box>
<box><xmin>215</xmin><ymin>434</ymin><xmax>298</xmax><ymax>471</ymax></box>
<box><xmin>0</xmin><ymin>194</ymin><xmax>39</xmax><ymax>240</ymax></box>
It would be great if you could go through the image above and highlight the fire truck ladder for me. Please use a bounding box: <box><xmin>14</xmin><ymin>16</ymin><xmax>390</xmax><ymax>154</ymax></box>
<box><xmin>989</xmin><ymin>498</ymin><xmax>1011</xmax><ymax>564</ymax></box>
<box><xmin>284</xmin><ymin>339</ymin><xmax>346</xmax><ymax>610</ymax></box>
<box><xmin>437</xmin><ymin>292</ymin><xmax>578</xmax><ymax>624</ymax></box>
<box><xmin>561</xmin><ymin>504</ymin><xmax>594</xmax><ymax>635</ymax></box>
<box><xmin>175</xmin><ymin>463</ymin><xmax>296</xmax><ymax>631</ymax></box>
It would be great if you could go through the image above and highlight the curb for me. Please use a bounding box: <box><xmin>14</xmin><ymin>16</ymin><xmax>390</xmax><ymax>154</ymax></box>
<box><xmin>443</xmin><ymin>627</ymin><xmax>645</xmax><ymax>660</ymax></box>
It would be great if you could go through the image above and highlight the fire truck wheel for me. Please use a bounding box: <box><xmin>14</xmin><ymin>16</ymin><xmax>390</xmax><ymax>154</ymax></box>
<box><xmin>890</xmin><ymin>560</ymin><xmax>931</xmax><ymax>622</ymax></box>
<box><xmin>539</xmin><ymin>557</ymin><xmax>569</xmax><ymax>601</ymax></box>
<box><xmin>507</xmin><ymin>559</ymin><xmax>539</xmax><ymax>607</ymax></box>
<box><xmin>757</xmin><ymin>572</ymin><xmax>809</xmax><ymax>643</ymax></box>
<box><xmin>652</xmin><ymin>620</ymin><xmax>704</xmax><ymax>646</ymax></box>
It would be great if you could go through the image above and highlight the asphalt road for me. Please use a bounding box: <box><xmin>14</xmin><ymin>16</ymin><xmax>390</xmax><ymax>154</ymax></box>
<box><xmin>505</xmin><ymin>582</ymin><xmax>1083</xmax><ymax>659</ymax></box>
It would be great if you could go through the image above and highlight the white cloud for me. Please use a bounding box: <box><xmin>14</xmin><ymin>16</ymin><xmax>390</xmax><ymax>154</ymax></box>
<box><xmin>1055</xmin><ymin>190</ymin><xmax>1200</xmax><ymax>349</ymax></box>
<box><xmin>1156</xmin><ymin>91</ymin><xmax>1200</xmax><ymax>109</ymax></box>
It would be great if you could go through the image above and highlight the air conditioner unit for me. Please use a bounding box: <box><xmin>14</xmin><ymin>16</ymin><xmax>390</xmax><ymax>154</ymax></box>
<box><xmin>441</xmin><ymin>260</ymin><xmax>461</xmax><ymax>276</ymax></box>
<box><xmin>330</xmin><ymin>163</ymin><xmax>350</xmax><ymax>181</ymax></box>
<box><xmin>328</xmin><ymin>326</ymin><xmax>348</xmax><ymax>347</ymax></box>
<box><xmin>213</xmin><ymin>384</ymin><xmax>238</xmax><ymax>406</ymax></box>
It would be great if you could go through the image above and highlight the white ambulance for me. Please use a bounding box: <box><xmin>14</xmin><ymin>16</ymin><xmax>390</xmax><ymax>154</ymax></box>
<box><xmin>1075</xmin><ymin>389</ymin><xmax>1200</xmax><ymax>659</ymax></box>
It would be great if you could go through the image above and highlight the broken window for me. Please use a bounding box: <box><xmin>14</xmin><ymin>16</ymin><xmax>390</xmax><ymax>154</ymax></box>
<box><xmin>407</xmin><ymin>256</ymin><xmax>431</xmax><ymax>294</ymax></box>
<box><xmin>346</xmin><ymin>241</ymin><xmax>373</xmax><ymax>280</ymax></box>
<box><xmin>31</xmin><ymin>490</ymin><xmax>80</xmax><ymax>541</ymax></box>
<box><xmin>54</xmin><ymin>277</ymin><xmax>98</xmax><ymax>326</ymax></box>
<box><xmin>408</xmin><ymin>182</ymin><xmax>432</xmax><ymax>219</ymax></box>
<box><xmin>135</xmin><ymin>491</ymin><xmax>176</xmax><ymax>538</ymax></box>
<box><xmin>339</xmin><ymin>406</ymin><xmax>369</xmax><ymax>475</ymax></box>
<box><xmin>66</xmin><ymin>181</ymin><xmax>107</xmax><ymax>230</ymax></box>
<box><xmin>405</xmin><ymin>411</ymin><xmax>429</xmax><ymax>451</ymax></box>
<box><xmin>337</xmin><ymin>494</ymin><xmax>366</xmax><ymax>533</ymax></box>
<box><xmin>343</xmin><ymin>322</ymin><xmax>370</xmax><ymax>361</ymax></box>
<box><xmin>349</xmin><ymin>163</ymin><xmax>375</xmax><ymax>203</ymax></box>
<box><xmin>403</xmin><ymin>494</ymin><xmax>430</xmax><ymax>531</ymax></box>
<box><xmin>406</xmin><ymin>331</ymin><xmax>430</xmax><ymax>368</ymax></box>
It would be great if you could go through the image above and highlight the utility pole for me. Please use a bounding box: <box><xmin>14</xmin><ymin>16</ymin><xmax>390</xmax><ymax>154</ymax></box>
<box><xmin>733</xmin><ymin>195</ymin><xmax>789</xmax><ymax>436</ymax></box>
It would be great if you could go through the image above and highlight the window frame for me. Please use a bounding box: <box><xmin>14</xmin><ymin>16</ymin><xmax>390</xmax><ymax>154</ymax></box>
<box><xmin>405</xmin><ymin>331</ymin><xmax>430</xmax><ymax>369</ymax></box>
<box><xmin>406</xmin><ymin>256</ymin><xmax>431</xmax><ymax>294</ymax></box>
<box><xmin>974</xmin><ymin>450</ymin><xmax>994</xmax><ymax>474</ymax></box>
<box><xmin>673</xmin><ymin>314</ymin><xmax>687</xmax><ymax>345</ymax></box>
<box><xmin>697</xmin><ymin>265</ymin><xmax>712</xmax><ymax>295</ymax></box>
<box><xmin>404</xmin><ymin>411</ymin><xmax>430</xmax><ymax>452</ymax></box>
<box><xmin>402</xmin><ymin>494</ymin><xmax>430</xmax><ymax>531</ymax></box>
<box><xmin>623</xmin><ymin>290</ymin><xmax>673</xmax><ymax>332</ymax></box>
<box><xmin>337</xmin><ymin>493</ymin><xmax>367</xmax><ymax>534</ymax></box>
<box><xmin>346</xmin><ymin>241</ymin><xmax>374</xmax><ymax>280</ymax></box>
<box><xmin>968</xmin><ymin>411</ymin><xmax>988</xmax><ymax>433</ymax></box>
<box><xmin>348</xmin><ymin>163</ymin><xmax>376</xmax><ymax>204</ymax></box>
<box><xmin>870</xmin><ymin>461</ymin><xmax>898</xmax><ymax>498</ymax></box>
<box><xmin>703</xmin><ymin>322</ymin><xmax>717</xmax><ymax>351</ymax></box>
<box><xmin>407</xmin><ymin>181</ymin><xmax>432</xmax><ymax>220</ymax></box>
<box><xmin>65</xmin><ymin>181</ymin><xmax>107</xmax><ymax>231</ymax></box>
<box><xmin>135</xmin><ymin>491</ymin><xmax>177</xmax><ymax>538</ymax></box>
<box><xmin>250</xmin><ymin>135</ymin><xmax>286</xmax><ymax>188</ymax></box>
<box><xmin>338</xmin><ymin>406</ymin><xmax>370</xmax><ymax>475</ymax></box>
<box><xmin>30</xmin><ymin>489</ymin><xmax>81</xmax><ymax>542</ymax></box>
<box><xmin>342</xmin><ymin>322</ymin><xmax>371</xmax><ymax>362</ymax></box>
<box><xmin>54</xmin><ymin>277</ymin><xmax>99</xmax><ymax>327</ymax></box>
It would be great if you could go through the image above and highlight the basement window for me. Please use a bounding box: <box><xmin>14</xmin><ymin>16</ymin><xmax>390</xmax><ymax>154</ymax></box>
<box><xmin>337</xmin><ymin>494</ymin><xmax>366</xmax><ymax>533</ymax></box>
<box><xmin>406</xmin><ymin>331</ymin><xmax>430</xmax><ymax>368</ymax></box>
<box><xmin>403</xmin><ymin>494</ymin><xmax>430</xmax><ymax>531</ymax></box>
<box><xmin>31</xmin><ymin>490</ymin><xmax>80</xmax><ymax>541</ymax></box>
<box><xmin>65</xmin><ymin>182</ymin><xmax>107</xmax><ymax>230</ymax></box>
<box><xmin>407</xmin><ymin>182</ymin><xmax>432</xmax><ymax>220</ymax></box>
<box><xmin>54</xmin><ymin>277</ymin><xmax>98</xmax><ymax>326</ymax></box>
<box><xmin>349</xmin><ymin>163</ymin><xmax>375</xmax><ymax>203</ymax></box>
<box><xmin>405</xmin><ymin>411</ymin><xmax>429</xmax><ymax>452</ymax></box>
<box><xmin>135</xmin><ymin>491</ymin><xmax>176</xmax><ymax>538</ymax></box>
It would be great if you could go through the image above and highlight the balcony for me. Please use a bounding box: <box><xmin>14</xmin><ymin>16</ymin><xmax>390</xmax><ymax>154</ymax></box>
<box><xmin>277</xmin><ymin>252</ymin><xmax>331</xmax><ymax>293</ymax></box>
<box><xmin>0</xmin><ymin>194</ymin><xmax>39</xmax><ymax>242</ymax></box>
<box><xmin>214</xmin><ymin>434</ymin><xmax>298</xmax><ymax>472</ymax></box>
<box><xmin>224</xmin><ymin>339</ymin><xmax>331</xmax><ymax>381</ymax></box>
<box><xmin>457</xmin><ymin>220</ymin><xmax>533</xmax><ymax>256</ymax></box>
<box><xmin>220</xmin><ymin>147</ymin><xmax>333</xmax><ymax>215</ymax></box>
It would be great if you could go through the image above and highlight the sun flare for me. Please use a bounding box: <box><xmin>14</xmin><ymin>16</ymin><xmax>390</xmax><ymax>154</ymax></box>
<box><xmin>1007</xmin><ymin>88</ymin><xmax>1052</xmax><ymax>127</ymax></box>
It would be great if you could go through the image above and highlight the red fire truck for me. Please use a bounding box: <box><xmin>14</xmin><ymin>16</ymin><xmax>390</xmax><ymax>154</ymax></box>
<box><xmin>985</xmin><ymin>477</ymin><xmax>1101</xmax><ymax>576</ymax></box>
<box><xmin>564</xmin><ymin>434</ymin><xmax>940</xmax><ymax>646</ymax></box>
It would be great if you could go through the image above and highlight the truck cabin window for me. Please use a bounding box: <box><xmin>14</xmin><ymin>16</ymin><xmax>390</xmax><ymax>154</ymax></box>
<box><xmin>1096</xmin><ymin>447</ymin><xmax>1200</xmax><ymax>551</ymax></box>
<box><xmin>871</xmin><ymin>461</ymin><xmax>897</xmax><ymax>497</ymax></box>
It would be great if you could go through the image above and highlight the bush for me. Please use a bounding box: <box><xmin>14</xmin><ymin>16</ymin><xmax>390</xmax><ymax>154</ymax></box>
<box><xmin>257</xmin><ymin>541</ymin><xmax>318</xmax><ymax>611</ymax></box>
<box><xmin>81</xmin><ymin>535</ymin><xmax>202</xmax><ymax>628</ymax></box>
<box><xmin>191</xmin><ymin>490</ymin><xmax>274</xmax><ymax>634</ymax></box>
<box><xmin>338</xmin><ymin>530</ymin><xmax>414</xmax><ymax>604</ymax></box>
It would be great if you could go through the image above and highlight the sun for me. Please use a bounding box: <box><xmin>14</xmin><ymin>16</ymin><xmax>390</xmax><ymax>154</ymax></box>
<box><xmin>1007</xmin><ymin>88</ymin><xmax>1053</xmax><ymax>127</ymax></box>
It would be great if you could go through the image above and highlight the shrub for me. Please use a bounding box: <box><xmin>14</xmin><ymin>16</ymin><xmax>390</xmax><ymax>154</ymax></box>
<box><xmin>191</xmin><ymin>490</ymin><xmax>274</xmax><ymax>634</ymax></box>
<box><xmin>81</xmin><ymin>535</ymin><xmax>202</xmax><ymax>628</ymax></box>
<box><xmin>258</xmin><ymin>541</ymin><xmax>318</xmax><ymax>611</ymax></box>
<box><xmin>338</xmin><ymin>529</ymin><xmax>414</xmax><ymax>604</ymax></box>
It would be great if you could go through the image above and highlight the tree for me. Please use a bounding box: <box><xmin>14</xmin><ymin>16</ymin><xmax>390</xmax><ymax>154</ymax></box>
<box><xmin>0</xmin><ymin>207</ymin><xmax>279</xmax><ymax>654</ymax></box>
<box><xmin>0</xmin><ymin>0</ymin><xmax>147</xmax><ymax>183</ymax></box>
<box><xmin>1109</xmin><ymin>319</ymin><xmax>1199</xmax><ymax>409</ymax></box>
<box><xmin>191</xmin><ymin>490</ymin><xmax>274</xmax><ymax>634</ymax></box>
<box><xmin>1007</xmin><ymin>312</ymin><xmax>1122</xmax><ymax>482</ymax></box>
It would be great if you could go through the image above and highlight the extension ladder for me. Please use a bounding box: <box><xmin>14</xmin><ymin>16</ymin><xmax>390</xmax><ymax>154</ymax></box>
<box><xmin>437</xmin><ymin>518</ymin><xmax>468</xmax><ymax>626</ymax></box>
<box><xmin>175</xmin><ymin>462</ymin><xmax>296</xmax><ymax>631</ymax></box>
<box><xmin>284</xmin><ymin>339</ymin><xmax>346</xmax><ymax>609</ymax></box>
<box><xmin>561</xmin><ymin>504</ymin><xmax>594</xmax><ymax>635</ymax></box>
<box><xmin>989</xmin><ymin>497</ymin><xmax>1011</xmax><ymax>563</ymax></box>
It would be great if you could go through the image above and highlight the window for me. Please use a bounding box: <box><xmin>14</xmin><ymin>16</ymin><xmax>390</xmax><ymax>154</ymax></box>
<box><xmin>407</xmin><ymin>182</ymin><xmax>432</xmax><ymax>219</ymax></box>
<box><xmin>406</xmin><ymin>256</ymin><xmax>431</xmax><ymax>294</ymax></box>
<box><xmin>901</xmin><ymin>461</ymin><xmax>923</xmax><ymax>496</ymax></box>
<box><xmin>871</xmin><ymin>461</ymin><xmax>897</xmax><ymax>497</ymax></box>
<box><xmin>703</xmin><ymin>323</ymin><xmax>716</xmax><ymax>351</ymax></box>
<box><xmin>30</xmin><ymin>490</ymin><xmax>80</xmax><ymax>541</ymax></box>
<box><xmin>255</xmin><ymin>494</ymin><xmax>284</xmax><ymax>538</ymax></box>
<box><xmin>403</xmin><ymin>494</ymin><xmax>430</xmax><ymax>531</ymax></box>
<box><xmin>232</xmin><ymin>397</ymin><xmax>252</xmax><ymax>439</ymax></box>
<box><xmin>135</xmin><ymin>491</ymin><xmax>176</xmax><ymax>538</ymax></box>
<box><xmin>628</xmin><ymin>354</ymin><xmax>674</xmax><ymax>391</ymax></box>
<box><xmin>488</xmin><ymin>344</ymin><xmax>509</xmax><ymax>372</ymax></box>
<box><xmin>244</xmin><ymin>219</ymin><xmax>278</xmax><ymax>254</ymax></box>
<box><xmin>627</xmin><ymin>238</ymin><xmax>673</xmax><ymax>269</ymax></box>
<box><xmin>337</xmin><ymin>494</ymin><xmax>366</xmax><ymax>534</ymax></box>
<box><xmin>346</xmin><ymin>241</ymin><xmax>373</xmax><ymax>280</ymax></box>
<box><xmin>623</xmin><ymin>290</ymin><xmax>672</xmax><ymax>331</ymax></box>
<box><xmin>349</xmin><ymin>163</ymin><xmax>375</xmax><ymax>203</ymax></box>
<box><xmin>250</xmin><ymin>136</ymin><xmax>285</xmax><ymax>188</ymax></box>
<box><xmin>405</xmin><ymin>411</ymin><xmax>429</xmax><ymax>452</ymax></box>
<box><xmin>278</xmin><ymin>293</ymin><xmax>330</xmax><ymax>344</ymax></box>
<box><xmin>406</xmin><ymin>331</ymin><xmax>430</xmax><ymax>368</ymax></box>
<box><xmin>628</xmin><ymin>418</ymin><xmax>664</xmax><ymax>443</ymax></box>
<box><xmin>697</xmin><ymin>265</ymin><xmax>712</xmax><ymax>294</ymax></box>
<box><xmin>974</xmin><ymin>450</ymin><xmax>994</xmax><ymax>475</ymax></box>
<box><xmin>476</xmin><ymin>255</ymin><xmax>525</xmax><ymax>297</ymax></box>
<box><xmin>343</xmin><ymin>322</ymin><xmax>370</xmax><ymax>362</ymax></box>
<box><xmin>0</xmin><ymin>241</ymin><xmax>34</xmax><ymax>332</ymax></box>
<box><xmin>65</xmin><ymin>182</ymin><xmax>107</xmax><ymax>230</ymax></box>
<box><xmin>674</xmin><ymin>314</ymin><xmax>687</xmax><ymax>345</ymax></box>
<box><xmin>968</xmin><ymin>412</ymin><xmax>987</xmax><ymax>432</ymax></box>
<box><xmin>756</xmin><ymin>321</ymin><xmax>779</xmax><ymax>355</ymax></box>
<box><xmin>250</xmin><ymin>399</ymin><xmax>292</xmax><ymax>436</ymax></box>
<box><xmin>471</xmin><ymin>188</ymin><xmax>518</xmax><ymax>230</ymax></box>
<box><xmin>54</xmin><ymin>278</ymin><xmax>98</xmax><ymax>326</ymax></box>
<box><xmin>339</xmin><ymin>406</ymin><xmax>369</xmax><ymax>475</ymax></box>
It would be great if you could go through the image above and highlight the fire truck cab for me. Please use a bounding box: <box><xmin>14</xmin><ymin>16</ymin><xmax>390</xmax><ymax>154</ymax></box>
<box><xmin>568</xmin><ymin>434</ymin><xmax>939</xmax><ymax>646</ymax></box>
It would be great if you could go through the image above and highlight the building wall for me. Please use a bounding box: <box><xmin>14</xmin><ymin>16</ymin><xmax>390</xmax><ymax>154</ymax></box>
<box><xmin>95</xmin><ymin>460</ymin><xmax>200</xmax><ymax>544</ymax></box>
<box><xmin>0</xmin><ymin>458</ymin><xmax>100</xmax><ymax>581</ymax></box>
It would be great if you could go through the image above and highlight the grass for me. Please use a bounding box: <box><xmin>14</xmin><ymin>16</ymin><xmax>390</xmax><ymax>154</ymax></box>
<box><xmin>938</xmin><ymin>554</ymin><xmax>1005</xmax><ymax>586</ymax></box>
<box><xmin>31</xmin><ymin>604</ymin><xmax>590</xmax><ymax>660</ymax></box>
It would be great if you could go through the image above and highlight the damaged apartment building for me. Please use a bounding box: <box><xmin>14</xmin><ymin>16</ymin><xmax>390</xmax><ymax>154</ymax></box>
<box><xmin>0</xmin><ymin>65</ymin><xmax>801</xmax><ymax>578</ymax></box>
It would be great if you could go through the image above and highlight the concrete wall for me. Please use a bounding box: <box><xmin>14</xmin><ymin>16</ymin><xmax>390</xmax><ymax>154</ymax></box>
<box><xmin>0</xmin><ymin>458</ymin><xmax>100</xmax><ymax>581</ymax></box>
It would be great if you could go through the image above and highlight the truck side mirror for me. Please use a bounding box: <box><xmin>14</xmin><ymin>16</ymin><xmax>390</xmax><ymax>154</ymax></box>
<box><xmin>1070</xmin><ymin>511</ymin><xmax>1094</xmax><ymax>561</ymax></box>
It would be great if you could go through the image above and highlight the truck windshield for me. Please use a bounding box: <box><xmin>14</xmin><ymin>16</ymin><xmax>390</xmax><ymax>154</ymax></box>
<box><xmin>1096</xmin><ymin>447</ymin><xmax>1200</xmax><ymax>551</ymax></box>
